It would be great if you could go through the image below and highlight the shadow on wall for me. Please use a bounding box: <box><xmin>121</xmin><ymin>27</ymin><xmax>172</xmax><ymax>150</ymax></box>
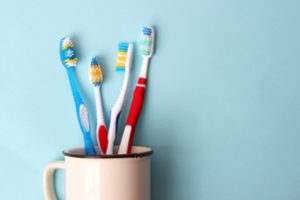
<box><xmin>146</xmin><ymin>23</ymin><xmax>178</xmax><ymax>198</ymax></box>
<box><xmin>152</xmin><ymin>145</ymin><xmax>176</xmax><ymax>200</ymax></box>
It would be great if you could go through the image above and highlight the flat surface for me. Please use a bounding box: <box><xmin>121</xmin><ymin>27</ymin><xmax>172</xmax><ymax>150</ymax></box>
<box><xmin>1</xmin><ymin>0</ymin><xmax>300</xmax><ymax>199</ymax></box>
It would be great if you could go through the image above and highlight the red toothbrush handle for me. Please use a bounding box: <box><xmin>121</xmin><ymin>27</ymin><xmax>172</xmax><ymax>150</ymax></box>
<box><xmin>126</xmin><ymin>78</ymin><xmax>146</xmax><ymax>152</ymax></box>
<box><xmin>98</xmin><ymin>125</ymin><xmax>108</xmax><ymax>154</ymax></box>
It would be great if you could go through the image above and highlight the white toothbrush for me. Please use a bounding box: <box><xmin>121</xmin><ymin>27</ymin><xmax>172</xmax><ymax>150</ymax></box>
<box><xmin>89</xmin><ymin>57</ymin><xmax>108</xmax><ymax>154</ymax></box>
<box><xmin>106</xmin><ymin>42</ymin><xmax>133</xmax><ymax>155</ymax></box>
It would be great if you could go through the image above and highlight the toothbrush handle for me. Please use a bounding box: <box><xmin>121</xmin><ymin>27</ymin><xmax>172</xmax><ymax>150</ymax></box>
<box><xmin>83</xmin><ymin>133</ymin><xmax>96</xmax><ymax>155</ymax></box>
<box><xmin>119</xmin><ymin>78</ymin><xmax>146</xmax><ymax>154</ymax></box>
<box><xmin>67</xmin><ymin>68</ymin><xmax>96</xmax><ymax>155</ymax></box>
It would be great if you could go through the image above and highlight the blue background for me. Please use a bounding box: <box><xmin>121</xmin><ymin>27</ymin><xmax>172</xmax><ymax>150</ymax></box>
<box><xmin>0</xmin><ymin>0</ymin><xmax>300</xmax><ymax>199</ymax></box>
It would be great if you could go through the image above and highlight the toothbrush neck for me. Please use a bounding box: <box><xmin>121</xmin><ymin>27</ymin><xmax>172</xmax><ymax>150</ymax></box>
<box><xmin>94</xmin><ymin>86</ymin><xmax>105</xmax><ymax>125</ymax></box>
<box><xmin>139</xmin><ymin>57</ymin><xmax>150</xmax><ymax>78</ymax></box>
<box><xmin>113</xmin><ymin>67</ymin><xmax>130</xmax><ymax>112</ymax></box>
<box><xmin>66</xmin><ymin>67</ymin><xmax>82</xmax><ymax>103</ymax></box>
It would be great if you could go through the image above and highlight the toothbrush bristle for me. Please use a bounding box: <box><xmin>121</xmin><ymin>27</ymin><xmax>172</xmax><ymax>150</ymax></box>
<box><xmin>143</xmin><ymin>27</ymin><xmax>152</xmax><ymax>36</ymax></box>
<box><xmin>139</xmin><ymin>27</ymin><xmax>154</xmax><ymax>57</ymax></box>
<box><xmin>60</xmin><ymin>37</ymin><xmax>78</xmax><ymax>67</ymax></box>
<box><xmin>90</xmin><ymin>57</ymin><xmax>103</xmax><ymax>85</ymax></box>
<box><xmin>115</xmin><ymin>42</ymin><xmax>129</xmax><ymax>72</ymax></box>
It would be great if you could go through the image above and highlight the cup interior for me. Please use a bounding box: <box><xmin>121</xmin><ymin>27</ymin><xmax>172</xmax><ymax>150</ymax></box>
<box><xmin>63</xmin><ymin>146</ymin><xmax>153</xmax><ymax>158</ymax></box>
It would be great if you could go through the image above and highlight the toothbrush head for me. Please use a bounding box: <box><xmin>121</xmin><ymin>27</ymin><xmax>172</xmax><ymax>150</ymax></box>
<box><xmin>115</xmin><ymin>42</ymin><xmax>133</xmax><ymax>72</ymax></box>
<box><xmin>139</xmin><ymin>26</ymin><xmax>155</xmax><ymax>58</ymax></box>
<box><xmin>60</xmin><ymin>37</ymin><xmax>78</xmax><ymax>68</ymax></box>
<box><xmin>115</xmin><ymin>42</ymin><xmax>130</xmax><ymax>72</ymax></box>
<box><xmin>89</xmin><ymin>57</ymin><xmax>103</xmax><ymax>86</ymax></box>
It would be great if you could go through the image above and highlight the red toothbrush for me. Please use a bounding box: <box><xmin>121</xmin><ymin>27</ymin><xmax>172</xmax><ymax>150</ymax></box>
<box><xmin>118</xmin><ymin>26</ymin><xmax>155</xmax><ymax>154</ymax></box>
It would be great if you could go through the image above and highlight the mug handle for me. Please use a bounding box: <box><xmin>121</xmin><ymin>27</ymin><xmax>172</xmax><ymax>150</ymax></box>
<box><xmin>43</xmin><ymin>161</ymin><xmax>65</xmax><ymax>200</ymax></box>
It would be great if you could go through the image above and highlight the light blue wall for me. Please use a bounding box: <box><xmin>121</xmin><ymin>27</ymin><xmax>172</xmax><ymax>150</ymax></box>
<box><xmin>1</xmin><ymin>0</ymin><xmax>300</xmax><ymax>199</ymax></box>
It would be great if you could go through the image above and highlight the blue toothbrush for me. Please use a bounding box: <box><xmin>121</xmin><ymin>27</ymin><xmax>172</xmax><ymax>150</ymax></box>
<box><xmin>59</xmin><ymin>37</ymin><xmax>96</xmax><ymax>155</ymax></box>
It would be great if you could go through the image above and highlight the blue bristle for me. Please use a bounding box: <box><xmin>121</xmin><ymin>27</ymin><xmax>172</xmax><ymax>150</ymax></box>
<box><xmin>143</xmin><ymin>27</ymin><xmax>152</xmax><ymax>36</ymax></box>
<box><xmin>115</xmin><ymin>68</ymin><xmax>125</xmax><ymax>72</ymax></box>
<box><xmin>91</xmin><ymin>57</ymin><xmax>98</xmax><ymax>65</ymax></box>
<box><xmin>118</xmin><ymin>42</ymin><xmax>128</xmax><ymax>51</ymax></box>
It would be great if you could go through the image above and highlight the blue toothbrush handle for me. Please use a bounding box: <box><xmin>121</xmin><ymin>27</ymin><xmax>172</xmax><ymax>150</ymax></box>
<box><xmin>83</xmin><ymin>133</ymin><xmax>96</xmax><ymax>155</ymax></box>
<box><xmin>67</xmin><ymin>68</ymin><xmax>96</xmax><ymax>155</ymax></box>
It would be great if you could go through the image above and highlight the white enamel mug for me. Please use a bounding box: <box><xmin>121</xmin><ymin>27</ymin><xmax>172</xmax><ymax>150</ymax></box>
<box><xmin>43</xmin><ymin>146</ymin><xmax>153</xmax><ymax>200</ymax></box>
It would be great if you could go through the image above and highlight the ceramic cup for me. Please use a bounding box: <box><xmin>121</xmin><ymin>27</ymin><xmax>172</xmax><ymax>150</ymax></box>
<box><xmin>43</xmin><ymin>146</ymin><xmax>153</xmax><ymax>200</ymax></box>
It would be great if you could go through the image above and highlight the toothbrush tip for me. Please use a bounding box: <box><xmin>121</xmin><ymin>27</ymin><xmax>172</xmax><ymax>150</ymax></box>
<box><xmin>143</xmin><ymin>27</ymin><xmax>152</xmax><ymax>35</ymax></box>
<box><xmin>91</xmin><ymin>57</ymin><xmax>98</xmax><ymax>65</ymax></box>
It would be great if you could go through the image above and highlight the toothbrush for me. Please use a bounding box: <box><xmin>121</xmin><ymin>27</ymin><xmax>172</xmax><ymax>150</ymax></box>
<box><xmin>59</xmin><ymin>37</ymin><xmax>96</xmax><ymax>155</ymax></box>
<box><xmin>89</xmin><ymin>57</ymin><xmax>108</xmax><ymax>154</ymax></box>
<box><xmin>106</xmin><ymin>42</ymin><xmax>133</xmax><ymax>155</ymax></box>
<box><xmin>118</xmin><ymin>27</ymin><xmax>155</xmax><ymax>154</ymax></box>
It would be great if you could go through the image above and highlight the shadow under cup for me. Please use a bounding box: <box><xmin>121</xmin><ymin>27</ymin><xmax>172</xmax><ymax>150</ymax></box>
<box><xmin>44</xmin><ymin>146</ymin><xmax>153</xmax><ymax>200</ymax></box>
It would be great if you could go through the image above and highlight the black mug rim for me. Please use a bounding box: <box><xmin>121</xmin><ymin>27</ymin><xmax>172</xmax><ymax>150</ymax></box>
<box><xmin>63</xmin><ymin>146</ymin><xmax>153</xmax><ymax>159</ymax></box>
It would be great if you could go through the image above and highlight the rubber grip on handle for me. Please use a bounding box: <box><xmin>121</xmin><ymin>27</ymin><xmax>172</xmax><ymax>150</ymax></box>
<box><xmin>98</xmin><ymin>125</ymin><xmax>108</xmax><ymax>154</ymax></box>
<box><xmin>125</xmin><ymin>85</ymin><xmax>146</xmax><ymax>153</ymax></box>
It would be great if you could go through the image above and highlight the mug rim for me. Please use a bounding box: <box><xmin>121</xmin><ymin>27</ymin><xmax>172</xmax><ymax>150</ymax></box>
<box><xmin>63</xmin><ymin>146</ymin><xmax>153</xmax><ymax>159</ymax></box>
